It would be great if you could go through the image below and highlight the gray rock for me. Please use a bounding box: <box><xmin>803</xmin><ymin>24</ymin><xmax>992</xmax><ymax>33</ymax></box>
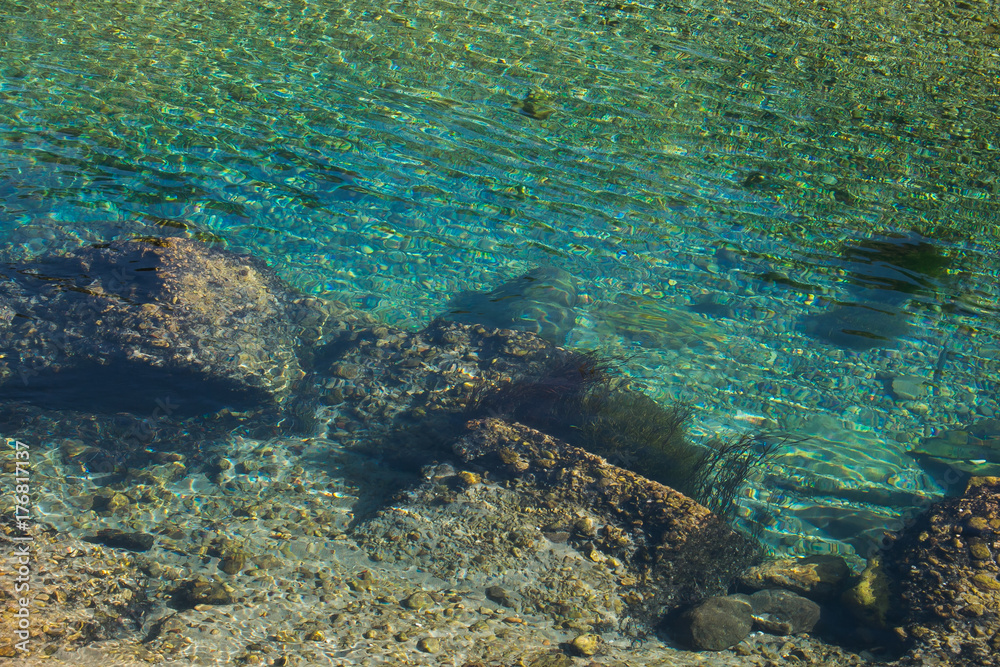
<box><xmin>890</xmin><ymin>375</ymin><xmax>927</xmax><ymax>401</ymax></box>
<box><xmin>678</xmin><ymin>594</ymin><xmax>753</xmax><ymax>651</ymax></box>
<box><xmin>749</xmin><ymin>588</ymin><xmax>821</xmax><ymax>635</ymax></box>
<box><xmin>440</xmin><ymin>266</ymin><xmax>579</xmax><ymax>344</ymax></box>
<box><xmin>485</xmin><ymin>585</ymin><xmax>516</xmax><ymax>608</ymax></box>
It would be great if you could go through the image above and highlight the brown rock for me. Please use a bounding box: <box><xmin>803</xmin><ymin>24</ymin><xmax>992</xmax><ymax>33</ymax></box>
<box><xmin>739</xmin><ymin>555</ymin><xmax>851</xmax><ymax>600</ymax></box>
<box><xmin>453</xmin><ymin>418</ymin><xmax>759</xmax><ymax>614</ymax></box>
<box><xmin>748</xmin><ymin>588</ymin><xmax>821</xmax><ymax>635</ymax></box>
<box><xmin>886</xmin><ymin>476</ymin><xmax>1000</xmax><ymax>666</ymax></box>
<box><xmin>0</xmin><ymin>237</ymin><xmax>329</xmax><ymax>414</ymax></box>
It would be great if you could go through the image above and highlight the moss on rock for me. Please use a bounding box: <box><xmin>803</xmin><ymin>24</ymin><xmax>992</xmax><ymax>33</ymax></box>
<box><xmin>841</xmin><ymin>556</ymin><xmax>890</xmax><ymax>628</ymax></box>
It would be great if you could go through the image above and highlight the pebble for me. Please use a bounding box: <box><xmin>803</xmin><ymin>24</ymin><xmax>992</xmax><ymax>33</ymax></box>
<box><xmin>330</xmin><ymin>363</ymin><xmax>362</xmax><ymax>380</ymax></box>
<box><xmin>570</xmin><ymin>633</ymin><xmax>600</xmax><ymax>656</ymax></box>
<box><xmin>486</xmin><ymin>585</ymin><xmax>517</xmax><ymax>608</ymax></box>
<box><xmin>417</xmin><ymin>637</ymin><xmax>441</xmax><ymax>653</ymax></box>
<box><xmin>402</xmin><ymin>591</ymin><xmax>434</xmax><ymax>610</ymax></box>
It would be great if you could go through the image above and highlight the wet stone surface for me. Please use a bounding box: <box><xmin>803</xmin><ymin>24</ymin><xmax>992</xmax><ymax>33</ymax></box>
<box><xmin>885</xmin><ymin>476</ymin><xmax>1000</xmax><ymax>667</ymax></box>
<box><xmin>678</xmin><ymin>594</ymin><xmax>754</xmax><ymax>651</ymax></box>
<box><xmin>0</xmin><ymin>237</ymin><xmax>341</xmax><ymax>414</ymax></box>
<box><xmin>748</xmin><ymin>589</ymin><xmax>821</xmax><ymax>636</ymax></box>
<box><xmin>450</xmin><ymin>418</ymin><xmax>761</xmax><ymax>616</ymax></box>
<box><xmin>739</xmin><ymin>555</ymin><xmax>853</xmax><ymax>601</ymax></box>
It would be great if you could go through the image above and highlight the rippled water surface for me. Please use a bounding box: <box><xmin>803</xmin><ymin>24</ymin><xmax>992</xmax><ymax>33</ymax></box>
<box><xmin>2</xmin><ymin>0</ymin><xmax>1000</xmax><ymax>557</ymax></box>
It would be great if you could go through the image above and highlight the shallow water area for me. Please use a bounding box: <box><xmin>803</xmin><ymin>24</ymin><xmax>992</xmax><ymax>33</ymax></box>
<box><xmin>2</xmin><ymin>0</ymin><xmax>1000</xmax><ymax>663</ymax></box>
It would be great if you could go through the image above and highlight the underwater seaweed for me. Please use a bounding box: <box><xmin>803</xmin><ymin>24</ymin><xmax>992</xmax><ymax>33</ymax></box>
<box><xmin>470</xmin><ymin>351</ymin><xmax>777</xmax><ymax>515</ymax></box>
<box><xmin>690</xmin><ymin>433</ymin><xmax>781</xmax><ymax>520</ymax></box>
<box><xmin>466</xmin><ymin>349</ymin><xmax>615</xmax><ymax>425</ymax></box>
<box><xmin>569</xmin><ymin>387</ymin><xmax>702</xmax><ymax>497</ymax></box>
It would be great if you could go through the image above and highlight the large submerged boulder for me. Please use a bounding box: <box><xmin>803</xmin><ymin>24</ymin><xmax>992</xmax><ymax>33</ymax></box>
<box><xmin>304</xmin><ymin>318</ymin><xmax>589</xmax><ymax>458</ymax></box>
<box><xmin>885</xmin><ymin>476</ymin><xmax>1000</xmax><ymax>666</ymax></box>
<box><xmin>440</xmin><ymin>266</ymin><xmax>579</xmax><ymax>344</ymax></box>
<box><xmin>908</xmin><ymin>418</ymin><xmax>1000</xmax><ymax>479</ymax></box>
<box><xmin>452</xmin><ymin>418</ymin><xmax>760</xmax><ymax>614</ymax></box>
<box><xmin>0</xmin><ymin>237</ymin><xmax>328</xmax><ymax>415</ymax></box>
<box><xmin>351</xmin><ymin>417</ymin><xmax>759</xmax><ymax>632</ymax></box>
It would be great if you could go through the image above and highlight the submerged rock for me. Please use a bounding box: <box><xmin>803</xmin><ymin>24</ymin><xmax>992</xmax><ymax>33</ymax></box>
<box><xmin>739</xmin><ymin>555</ymin><xmax>852</xmax><ymax>601</ymax></box>
<box><xmin>351</xmin><ymin>416</ymin><xmax>758</xmax><ymax>634</ymax></box>
<box><xmin>86</xmin><ymin>529</ymin><xmax>155</xmax><ymax>553</ymax></box>
<box><xmin>305</xmin><ymin>318</ymin><xmax>595</xmax><ymax>469</ymax></box>
<box><xmin>452</xmin><ymin>418</ymin><xmax>760</xmax><ymax>616</ymax></box>
<box><xmin>889</xmin><ymin>374</ymin><xmax>928</xmax><ymax>402</ymax></box>
<box><xmin>841</xmin><ymin>555</ymin><xmax>890</xmax><ymax>629</ymax></box>
<box><xmin>677</xmin><ymin>594</ymin><xmax>753</xmax><ymax>651</ymax></box>
<box><xmin>516</xmin><ymin>90</ymin><xmax>557</xmax><ymax>120</ymax></box>
<box><xmin>172</xmin><ymin>577</ymin><xmax>234</xmax><ymax>607</ymax></box>
<box><xmin>569</xmin><ymin>633</ymin><xmax>600</xmax><ymax>656</ymax></box>
<box><xmin>908</xmin><ymin>417</ymin><xmax>1000</xmax><ymax>478</ymax></box>
<box><xmin>800</xmin><ymin>232</ymin><xmax>949</xmax><ymax>350</ymax></box>
<box><xmin>840</xmin><ymin>233</ymin><xmax>949</xmax><ymax>296</ymax></box>
<box><xmin>592</xmin><ymin>293</ymin><xmax>723</xmax><ymax>350</ymax></box>
<box><xmin>441</xmin><ymin>266</ymin><xmax>579</xmax><ymax>344</ymax></box>
<box><xmin>749</xmin><ymin>588</ymin><xmax>821</xmax><ymax>635</ymax></box>
<box><xmin>801</xmin><ymin>298</ymin><xmax>910</xmax><ymax>350</ymax></box>
<box><xmin>885</xmin><ymin>476</ymin><xmax>1000</xmax><ymax>667</ymax></box>
<box><xmin>0</xmin><ymin>237</ymin><xmax>330</xmax><ymax>414</ymax></box>
<box><xmin>351</xmin><ymin>458</ymin><xmax>632</xmax><ymax>631</ymax></box>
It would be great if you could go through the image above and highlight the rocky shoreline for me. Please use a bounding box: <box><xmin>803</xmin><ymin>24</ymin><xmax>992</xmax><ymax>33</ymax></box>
<box><xmin>1</xmin><ymin>238</ymin><xmax>998</xmax><ymax>666</ymax></box>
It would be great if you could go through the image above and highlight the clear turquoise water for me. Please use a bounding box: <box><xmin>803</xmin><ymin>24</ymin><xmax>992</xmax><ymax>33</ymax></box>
<box><xmin>2</xmin><ymin>0</ymin><xmax>1000</xmax><ymax>558</ymax></box>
